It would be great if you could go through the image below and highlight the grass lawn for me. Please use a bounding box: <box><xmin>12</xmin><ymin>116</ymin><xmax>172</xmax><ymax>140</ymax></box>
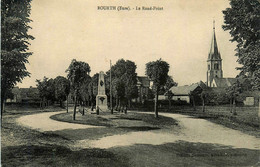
<box><xmin>50</xmin><ymin>111</ymin><xmax>178</xmax><ymax>140</ymax></box>
<box><xmin>165</xmin><ymin>105</ymin><xmax>260</xmax><ymax>137</ymax></box>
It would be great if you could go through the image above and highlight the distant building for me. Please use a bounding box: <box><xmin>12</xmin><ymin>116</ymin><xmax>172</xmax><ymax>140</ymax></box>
<box><xmin>206</xmin><ymin>21</ymin><xmax>239</xmax><ymax>88</ymax></box>
<box><xmin>6</xmin><ymin>86</ymin><xmax>40</xmax><ymax>103</ymax></box>
<box><xmin>136</xmin><ymin>76</ymin><xmax>152</xmax><ymax>103</ymax></box>
<box><xmin>168</xmin><ymin>82</ymin><xmax>204</xmax><ymax>104</ymax></box>
<box><xmin>207</xmin><ymin>21</ymin><xmax>223</xmax><ymax>87</ymax></box>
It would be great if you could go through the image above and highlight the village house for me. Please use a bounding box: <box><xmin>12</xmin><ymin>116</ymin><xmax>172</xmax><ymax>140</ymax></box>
<box><xmin>167</xmin><ymin>82</ymin><xmax>204</xmax><ymax>104</ymax></box>
<box><xmin>6</xmin><ymin>86</ymin><xmax>40</xmax><ymax>103</ymax></box>
<box><xmin>136</xmin><ymin>76</ymin><xmax>152</xmax><ymax>103</ymax></box>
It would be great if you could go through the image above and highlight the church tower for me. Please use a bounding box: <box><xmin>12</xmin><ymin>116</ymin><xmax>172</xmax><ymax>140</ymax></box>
<box><xmin>207</xmin><ymin>21</ymin><xmax>223</xmax><ymax>87</ymax></box>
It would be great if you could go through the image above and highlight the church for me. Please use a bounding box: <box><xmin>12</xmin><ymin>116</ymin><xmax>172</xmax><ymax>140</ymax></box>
<box><xmin>206</xmin><ymin>21</ymin><xmax>238</xmax><ymax>88</ymax></box>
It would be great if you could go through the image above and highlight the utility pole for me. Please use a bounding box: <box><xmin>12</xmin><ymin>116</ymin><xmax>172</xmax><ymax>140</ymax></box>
<box><xmin>110</xmin><ymin>60</ymin><xmax>113</xmax><ymax>114</ymax></box>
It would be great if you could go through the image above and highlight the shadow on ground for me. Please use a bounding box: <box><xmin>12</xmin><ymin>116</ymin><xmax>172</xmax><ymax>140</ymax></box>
<box><xmin>2</xmin><ymin>144</ymin><xmax>129</xmax><ymax>167</ymax></box>
<box><xmin>111</xmin><ymin>141</ymin><xmax>260</xmax><ymax>167</ymax></box>
<box><xmin>2</xmin><ymin>141</ymin><xmax>259</xmax><ymax>167</ymax></box>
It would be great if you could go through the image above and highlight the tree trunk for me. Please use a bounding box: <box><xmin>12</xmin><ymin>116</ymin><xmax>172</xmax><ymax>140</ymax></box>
<box><xmin>60</xmin><ymin>100</ymin><xmax>63</xmax><ymax>108</ymax></box>
<box><xmin>111</xmin><ymin>97</ymin><xmax>113</xmax><ymax>114</ymax></box>
<box><xmin>66</xmin><ymin>95</ymin><xmax>69</xmax><ymax>113</ymax></box>
<box><xmin>168</xmin><ymin>99</ymin><xmax>171</xmax><ymax>109</ymax></box>
<box><xmin>3</xmin><ymin>100</ymin><xmax>5</xmax><ymax>113</ymax></box>
<box><xmin>202</xmin><ymin>98</ymin><xmax>205</xmax><ymax>112</ymax></box>
<box><xmin>82</xmin><ymin>104</ymin><xmax>85</xmax><ymax>115</ymax></box>
<box><xmin>115</xmin><ymin>97</ymin><xmax>118</xmax><ymax>111</ymax></box>
<box><xmin>88</xmin><ymin>97</ymin><xmax>91</xmax><ymax>106</ymax></box>
<box><xmin>230</xmin><ymin>98</ymin><xmax>233</xmax><ymax>113</ymax></box>
<box><xmin>124</xmin><ymin>105</ymin><xmax>127</xmax><ymax>114</ymax></box>
<box><xmin>192</xmin><ymin>96</ymin><xmax>196</xmax><ymax>111</ymax></box>
<box><xmin>1</xmin><ymin>98</ymin><xmax>4</xmax><ymax>122</ymax></box>
<box><xmin>73</xmin><ymin>94</ymin><xmax>77</xmax><ymax>120</ymax></box>
<box><xmin>128</xmin><ymin>99</ymin><xmax>131</xmax><ymax>108</ymax></box>
<box><xmin>96</xmin><ymin>106</ymin><xmax>99</xmax><ymax>115</ymax></box>
<box><xmin>154</xmin><ymin>91</ymin><xmax>158</xmax><ymax>118</ymax></box>
<box><xmin>119</xmin><ymin>98</ymin><xmax>121</xmax><ymax>112</ymax></box>
<box><xmin>233</xmin><ymin>99</ymin><xmax>237</xmax><ymax>115</ymax></box>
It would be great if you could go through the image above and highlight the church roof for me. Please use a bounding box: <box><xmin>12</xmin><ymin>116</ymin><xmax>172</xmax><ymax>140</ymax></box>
<box><xmin>212</xmin><ymin>77</ymin><xmax>250</xmax><ymax>88</ymax></box>
<box><xmin>208</xmin><ymin>21</ymin><xmax>221</xmax><ymax>60</ymax></box>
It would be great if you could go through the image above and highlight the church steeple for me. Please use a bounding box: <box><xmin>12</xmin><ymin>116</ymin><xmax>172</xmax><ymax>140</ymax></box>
<box><xmin>207</xmin><ymin>20</ymin><xmax>223</xmax><ymax>87</ymax></box>
<box><xmin>208</xmin><ymin>20</ymin><xmax>221</xmax><ymax>60</ymax></box>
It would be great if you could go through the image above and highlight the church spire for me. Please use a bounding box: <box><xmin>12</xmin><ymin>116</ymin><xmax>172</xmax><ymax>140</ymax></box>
<box><xmin>207</xmin><ymin>20</ymin><xmax>223</xmax><ymax>87</ymax></box>
<box><xmin>208</xmin><ymin>20</ymin><xmax>221</xmax><ymax>60</ymax></box>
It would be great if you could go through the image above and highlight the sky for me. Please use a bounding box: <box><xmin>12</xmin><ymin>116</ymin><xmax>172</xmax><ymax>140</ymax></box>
<box><xmin>17</xmin><ymin>0</ymin><xmax>240</xmax><ymax>88</ymax></box>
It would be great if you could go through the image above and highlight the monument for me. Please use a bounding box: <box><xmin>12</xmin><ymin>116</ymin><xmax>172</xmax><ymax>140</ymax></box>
<box><xmin>96</xmin><ymin>71</ymin><xmax>108</xmax><ymax>111</ymax></box>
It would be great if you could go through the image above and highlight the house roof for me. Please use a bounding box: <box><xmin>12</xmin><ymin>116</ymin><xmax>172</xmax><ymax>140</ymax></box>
<box><xmin>169</xmin><ymin>83</ymin><xmax>200</xmax><ymax>95</ymax></box>
<box><xmin>12</xmin><ymin>87</ymin><xmax>39</xmax><ymax>99</ymax></box>
<box><xmin>137</xmin><ymin>76</ymin><xmax>150</xmax><ymax>87</ymax></box>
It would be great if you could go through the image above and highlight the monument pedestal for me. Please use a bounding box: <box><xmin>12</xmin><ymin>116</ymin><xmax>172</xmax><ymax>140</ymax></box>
<box><xmin>96</xmin><ymin>71</ymin><xmax>108</xmax><ymax>111</ymax></box>
<box><xmin>96</xmin><ymin>95</ymin><xmax>108</xmax><ymax>111</ymax></box>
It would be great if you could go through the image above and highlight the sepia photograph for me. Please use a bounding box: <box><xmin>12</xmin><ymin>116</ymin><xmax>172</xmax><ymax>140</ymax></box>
<box><xmin>1</xmin><ymin>0</ymin><xmax>260</xmax><ymax>166</ymax></box>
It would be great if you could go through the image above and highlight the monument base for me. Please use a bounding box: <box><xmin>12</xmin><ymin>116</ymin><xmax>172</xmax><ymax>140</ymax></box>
<box><xmin>96</xmin><ymin>95</ymin><xmax>108</xmax><ymax>111</ymax></box>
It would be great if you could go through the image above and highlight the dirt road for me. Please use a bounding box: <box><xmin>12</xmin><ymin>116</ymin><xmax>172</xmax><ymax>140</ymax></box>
<box><xmin>17</xmin><ymin>111</ymin><xmax>101</xmax><ymax>132</ymax></box>
<box><xmin>17</xmin><ymin>111</ymin><xmax>260</xmax><ymax>150</ymax></box>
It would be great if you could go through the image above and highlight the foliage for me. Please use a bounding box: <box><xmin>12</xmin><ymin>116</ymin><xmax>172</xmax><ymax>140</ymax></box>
<box><xmin>223</xmin><ymin>0</ymin><xmax>260</xmax><ymax>90</ymax></box>
<box><xmin>36</xmin><ymin>77</ymin><xmax>55</xmax><ymax>102</ymax></box>
<box><xmin>78</xmin><ymin>75</ymin><xmax>91</xmax><ymax>104</ymax></box>
<box><xmin>146</xmin><ymin>59</ymin><xmax>170</xmax><ymax>92</ymax></box>
<box><xmin>53</xmin><ymin>76</ymin><xmax>70</xmax><ymax>103</ymax></box>
<box><xmin>146</xmin><ymin>59</ymin><xmax>170</xmax><ymax>117</ymax></box>
<box><xmin>89</xmin><ymin>73</ymin><xmax>99</xmax><ymax>97</ymax></box>
<box><xmin>5</xmin><ymin>89</ymin><xmax>14</xmax><ymax>101</ymax></box>
<box><xmin>226</xmin><ymin>80</ymin><xmax>243</xmax><ymax>102</ymax></box>
<box><xmin>66</xmin><ymin>59</ymin><xmax>91</xmax><ymax>95</ymax></box>
<box><xmin>1</xmin><ymin>0</ymin><xmax>34</xmax><ymax>112</ymax></box>
<box><xmin>107</xmin><ymin>59</ymin><xmax>138</xmax><ymax>106</ymax></box>
<box><xmin>161</xmin><ymin>75</ymin><xmax>178</xmax><ymax>96</ymax></box>
<box><xmin>66</xmin><ymin>59</ymin><xmax>91</xmax><ymax>120</ymax></box>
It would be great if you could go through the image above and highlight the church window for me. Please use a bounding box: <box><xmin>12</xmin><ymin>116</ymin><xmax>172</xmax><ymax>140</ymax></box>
<box><xmin>214</xmin><ymin>63</ymin><xmax>219</xmax><ymax>70</ymax></box>
<box><xmin>208</xmin><ymin>65</ymin><xmax>210</xmax><ymax>70</ymax></box>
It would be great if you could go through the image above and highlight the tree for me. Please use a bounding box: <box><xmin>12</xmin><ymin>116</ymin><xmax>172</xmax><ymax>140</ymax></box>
<box><xmin>36</xmin><ymin>77</ymin><xmax>55</xmax><ymax>108</ymax></box>
<box><xmin>122</xmin><ymin>60</ymin><xmax>138</xmax><ymax>110</ymax></box>
<box><xmin>226</xmin><ymin>80</ymin><xmax>242</xmax><ymax>115</ymax></box>
<box><xmin>200</xmin><ymin>89</ymin><xmax>210</xmax><ymax>112</ymax></box>
<box><xmin>1</xmin><ymin>0</ymin><xmax>34</xmax><ymax>116</ymax></box>
<box><xmin>223</xmin><ymin>0</ymin><xmax>260</xmax><ymax>90</ymax></box>
<box><xmin>146</xmin><ymin>59</ymin><xmax>169</xmax><ymax>118</ymax></box>
<box><xmin>54</xmin><ymin>76</ymin><xmax>70</xmax><ymax>111</ymax></box>
<box><xmin>88</xmin><ymin>73</ymin><xmax>99</xmax><ymax>111</ymax></box>
<box><xmin>66</xmin><ymin>59</ymin><xmax>91</xmax><ymax>120</ymax></box>
<box><xmin>164</xmin><ymin>76</ymin><xmax>178</xmax><ymax>109</ymax></box>
<box><xmin>78</xmin><ymin>75</ymin><xmax>91</xmax><ymax>115</ymax></box>
<box><xmin>107</xmin><ymin>59</ymin><xmax>138</xmax><ymax>113</ymax></box>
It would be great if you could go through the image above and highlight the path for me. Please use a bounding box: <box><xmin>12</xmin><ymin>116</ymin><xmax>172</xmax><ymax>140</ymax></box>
<box><xmin>16</xmin><ymin>111</ymin><xmax>101</xmax><ymax>132</ymax></box>
<box><xmin>84</xmin><ymin>113</ymin><xmax>260</xmax><ymax>150</ymax></box>
<box><xmin>17</xmin><ymin>111</ymin><xmax>260</xmax><ymax>150</ymax></box>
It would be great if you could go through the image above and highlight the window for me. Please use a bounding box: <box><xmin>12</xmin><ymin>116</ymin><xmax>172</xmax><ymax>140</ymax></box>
<box><xmin>208</xmin><ymin>65</ymin><xmax>210</xmax><ymax>70</ymax></box>
<box><xmin>214</xmin><ymin>63</ymin><xmax>219</xmax><ymax>70</ymax></box>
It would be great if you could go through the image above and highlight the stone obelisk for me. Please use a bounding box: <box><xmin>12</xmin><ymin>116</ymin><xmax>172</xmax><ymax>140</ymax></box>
<box><xmin>96</xmin><ymin>71</ymin><xmax>108</xmax><ymax>111</ymax></box>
